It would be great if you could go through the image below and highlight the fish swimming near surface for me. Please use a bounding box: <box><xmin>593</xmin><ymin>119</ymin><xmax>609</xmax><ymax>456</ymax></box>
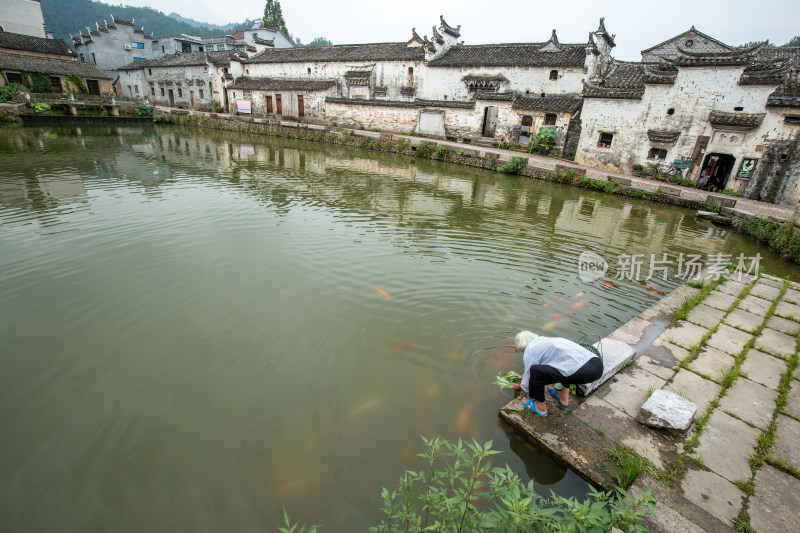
<box><xmin>571</xmin><ymin>300</ymin><xmax>588</xmax><ymax>310</ymax></box>
<box><xmin>541</xmin><ymin>321</ymin><xmax>559</xmax><ymax>331</ymax></box>
<box><xmin>575</xmin><ymin>291</ymin><xmax>584</xmax><ymax>298</ymax></box>
<box><xmin>543</xmin><ymin>296</ymin><xmax>564</xmax><ymax>306</ymax></box>
<box><xmin>548</xmin><ymin>312</ymin><xmax>569</xmax><ymax>319</ymax></box>
<box><xmin>456</xmin><ymin>402</ymin><xmax>477</xmax><ymax>434</ymax></box>
<box><xmin>604</xmin><ymin>280</ymin><xmax>613</xmax><ymax>289</ymax></box>
<box><xmin>393</xmin><ymin>342</ymin><xmax>413</xmax><ymax>352</ymax></box>
<box><xmin>417</xmin><ymin>382</ymin><xmax>439</xmax><ymax>398</ymax></box>
<box><xmin>351</xmin><ymin>398</ymin><xmax>383</xmax><ymax>417</ymax></box>
<box><xmin>370</xmin><ymin>286</ymin><xmax>392</xmax><ymax>299</ymax></box>
<box><xmin>650</xmin><ymin>290</ymin><xmax>662</xmax><ymax>296</ymax></box>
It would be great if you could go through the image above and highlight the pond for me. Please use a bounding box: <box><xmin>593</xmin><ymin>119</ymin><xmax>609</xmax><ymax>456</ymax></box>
<box><xmin>0</xmin><ymin>125</ymin><xmax>795</xmax><ymax>532</ymax></box>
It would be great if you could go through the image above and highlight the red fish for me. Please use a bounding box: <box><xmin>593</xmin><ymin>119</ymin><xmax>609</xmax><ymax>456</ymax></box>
<box><xmin>456</xmin><ymin>402</ymin><xmax>476</xmax><ymax>434</ymax></box>
<box><xmin>644</xmin><ymin>284</ymin><xmax>652</xmax><ymax>289</ymax></box>
<box><xmin>571</xmin><ymin>300</ymin><xmax>588</xmax><ymax>310</ymax></box>
<box><xmin>548</xmin><ymin>312</ymin><xmax>569</xmax><ymax>319</ymax></box>
<box><xmin>650</xmin><ymin>290</ymin><xmax>661</xmax><ymax>295</ymax></box>
<box><xmin>604</xmin><ymin>280</ymin><xmax>613</xmax><ymax>289</ymax></box>
<box><xmin>370</xmin><ymin>286</ymin><xmax>391</xmax><ymax>299</ymax></box>
<box><xmin>542</xmin><ymin>296</ymin><xmax>564</xmax><ymax>307</ymax></box>
<box><xmin>393</xmin><ymin>342</ymin><xmax>413</xmax><ymax>352</ymax></box>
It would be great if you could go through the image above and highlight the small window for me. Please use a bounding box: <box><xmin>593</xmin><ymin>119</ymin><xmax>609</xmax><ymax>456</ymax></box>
<box><xmin>246</xmin><ymin>69</ymin><xmax>249</xmax><ymax>75</ymax></box>
<box><xmin>5</xmin><ymin>72</ymin><xmax>23</xmax><ymax>84</ymax></box>
<box><xmin>91</xmin><ymin>53</ymin><xmax>96</xmax><ymax>63</ymax></box>
<box><xmin>148</xmin><ymin>69</ymin><xmax>152</xmax><ymax>75</ymax></box>
<box><xmin>79</xmin><ymin>53</ymin><xmax>85</xmax><ymax>62</ymax></box>
<box><xmin>647</xmin><ymin>148</ymin><xmax>667</xmax><ymax>160</ymax></box>
<box><xmin>134</xmin><ymin>85</ymin><xmax>139</xmax><ymax>95</ymax></box>
<box><xmin>199</xmin><ymin>89</ymin><xmax>204</xmax><ymax>99</ymax></box>
<box><xmin>307</xmin><ymin>67</ymin><xmax>311</xmax><ymax>74</ymax></box>
<box><xmin>151</xmin><ymin>86</ymin><xmax>155</xmax><ymax>96</ymax></box>
<box><xmin>734</xmin><ymin>106</ymin><xmax>744</xmax><ymax>112</ymax></box>
<box><xmin>162</xmin><ymin>46</ymin><xmax>165</xmax><ymax>53</ymax></box>
<box><xmin>549</xmin><ymin>70</ymin><xmax>558</xmax><ymax>81</ymax></box>
<box><xmin>544</xmin><ymin>113</ymin><xmax>557</xmax><ymax>126</ymax></box>
<box><xmin>161</xmin><ymin>87</ymin><xmax>165</xmax><ymax>96</ymax></box>
<box><xmin>178</xmin><ymin>88</ymin><xmax>182</xmax><ymax>97</ymax></box>
<box><xmin>199</xmin><ymin>46</ymin><xmax>204</xmax><ymax>52</ymax></box>
<box><xmin>667</xmin><ymin>108</ymin><xmax>675</xmax><ymax>115</ymax></box>
<box><xmin>598</xmin><ymin>132</ymin><xmax>614</xmax><ymax>148</ymax></box>
<box><xmin>407</xmin><ymin>66</ymin><xmax>414</xmax><ymax>87</ymax></box>
<box><xmin>50</xmin><ymin>76</ymin><xmax>62</xmax><ymax>92</ymax></box>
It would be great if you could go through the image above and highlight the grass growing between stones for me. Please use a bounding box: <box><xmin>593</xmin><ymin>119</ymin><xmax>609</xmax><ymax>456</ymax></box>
<box><xmin>609</xmin><ymin>442</ymin><xmax>684</xmax><ymax>489</ymax></box>
<box><xmin>671</xmin><ymin>274</ymin><xmax>729</xmax><ymax>325</ymax></box>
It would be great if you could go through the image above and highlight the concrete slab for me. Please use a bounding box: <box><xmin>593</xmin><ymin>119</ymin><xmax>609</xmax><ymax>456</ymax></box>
<box><xmin>771</xmin><ymin>414</ymin><xmax>800</xmax><ymax>471</ymax></box>
<box><xmin>723</xmin><ymin>307</ymin><xmax>764</xmax><ymax>334</ymax></box>
<box><xmin>718</xmin><ymin>378</ymin><xmax>778</xmax><ymax>430</ymax></box>
<box><xmin>607</xmin><ymin>316</ymin><xmax>656</xmax><ymax>346</ymax></box>
<box><xmin>639</xmin><ymin>338</ymin><xmax>690</xmax><ymax>368</ymax></box>
<box><xmin>686</xmin><ymin>304</ymin><xmax>726</xmax><ymax>329</ymax></box>
<box><xmin>741</xmin><ymin>349</ymin><xmax>786</xmax><ymax>390</ymax></box>
<box><xmin>666</xmin><ymin>370</ymin><xmax>721</xmax><ymax>414</ymax></box>
<box><xmin>716</xmin><ymin>279</ymin><xmax>746</xmax><ymax>297</ymax></box>
<box><xmin>702</xmin><ymin>291</ymin><xmax>737</xmax><ymax>312</ymax></box>
<box><xmin>680</xmin><ymin>469</ymin><xmax>744</xmax><ymax>524</ymax></box>
<box><xmin>755</xmin><ymin>327</ymin><xmax>797</xmax><ymax>359</ymax></box>
<box><xmin>639</xmin><ymin>285</ymin><xmax>701</xmax><ymax>322</ymax></box>
<box><xmin>749</xmin><ymin>465</ymin><xmax>800</xmax><ymax>533</ymax></box>
<box><xmin>749</xmin><ymin>282</ymin><xmax>782</xmax><ymax>301</ymax></box>
<box><xmin>634</xmin><ymin>354</ymin><xmax>677</xmax><ymax>380</ymax></box>
<box><xmin>578</xmin><ymin>338</ymin><xmax>636</xmax><ymax>396</ymax></box>
<box><xmin>706</xmin><ymin>324</ymin><xmax>752</xmax><ymax>356</ymax></box>
<box><xmin>774</xmin><ymin>300</ymin><xmax>800</xmax><ymax>321</ymax></box>
<box><xmin>783</xmin><ymin>288</ymin><xmax>800</xmax><ymax>305</ymax></box>
<box><xmin>727</xmin><ymin>272</ymin><xmax>758</xmax><ymax>285</ymax></box>
<box><xmin>692</xmin><ymin>410</ymin><xmax>760</xmax><ymax>483</ymax></box>
<box><xmin>595</xmin><ymin>367</ymin><xmax>667</xmax><ymax>419</ymax></box>
<box><xmin>784</xmin><ymin>383</ymin><xmax>800</xmax><ymax>419</ymax></box>
<box><xmin>637</xmin><ymin>389</ymin><xmax>697</xmax><ymax>430</ymax></box>
<box><xmin>766</xmin><ymin>314</ymin><xmax>800</xmax><ymax>336</ymax></box>
<box><xmin>758</xmin><ymin>274</ymin><xmax>785</xmax><ymax>288</ymax></box>
<box><xmin>688</xmin><ymin>346</ymin><xmax>735</xmax><ymax>383</ymax></box>
<box><xmin>660</xmin><ymin>321</ymin><xmax>710</xmax><ymax>350</ymax></box>
<box><xmin>738</xmin><ymin>295</ymin><xmax>771</xmax><ymax>316</ymax></box>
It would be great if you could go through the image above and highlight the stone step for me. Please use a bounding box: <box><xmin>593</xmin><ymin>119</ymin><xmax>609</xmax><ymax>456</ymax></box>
<box><xmin>577</xmin><ymin>338</ymin><xmax>637</xmax><ymax>396</ymax></box>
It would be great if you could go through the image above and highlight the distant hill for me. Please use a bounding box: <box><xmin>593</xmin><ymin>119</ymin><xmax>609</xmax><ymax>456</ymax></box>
<box><xmin>40</xmin><ymin>0</ymin><xmax>252</xmax><ymax>46</ymax></box>
<box><xmin>167</xmin><ymin>12</ymin><xmax>241</xmax><ymax>33</ymax></box>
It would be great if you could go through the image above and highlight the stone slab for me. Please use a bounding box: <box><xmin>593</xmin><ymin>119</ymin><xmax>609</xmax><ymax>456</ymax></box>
<box><xmin>755</xmin><ymin>327</ymin><xmax>797</xmax><ymax>358</ymax></box>
<box><xmin>577</xmin><ymin>338</ymin><xmax>636</xmax><ymax>396</ymax></box>
<box><xmin>659</xmin><ymin>321</ymin><xmax>710</xmax><ymax>350</ymax></box>
<box><xmin>718</xmin><ymin>377</ymin><xmax>778</xmax><ymax>430</ymax></box>
<box><xmin>680</xmin><ymin>469</ymin><xmax>744</xmax><ymax>524</ymax></box>
<box><xmin>634</xmin><ymin>354</ymin><xmax>677</xmax><ymax>380</ymax></box>
<box><xmin>783</xmin><ymin>288</ymin><xmax>800</xmax><ymax>305</ymax></box>
<box><xmin>686</xmin><ymin>304</ymin><xmax>726</xmax><ymax>329</ymax></box>
<box><xmin>758</xmin><ymin>274</ymin><xmax>785</xmax><ymax>288</ymax></box>
<box><xmin>716</xmin><ymin>279</ymin><xmax>746</xmax><ymax>297</ymax></box>
<box><xmin>595</xmin><ymin>367</ymin><xmax>667</xmax><ymax>419</ymax></box>
<box><xmin>637</xmin><ymin>389</ymin><xmax>697</xmax><ymax>430</ymax></box>
<box><xmin>706</xmin><ymin>323</ymin><xmax>752</xmax><ymax>356</ymax></box>
<box><xmin>702</xmin><ymin>291</ymin><xmax>737</xmax><ymax>312</ymax></box>
<box><xmin>639</xmin><ymin>338</ymin><xmax>690</xmax><ymax>368</ymax></box>
<box><xmin>665</xmin><ymin>369</ymin><xmax>721</xmax><ymax>414</ymax></box>
<box><xmin>741</xmin><ymin>349</ymin><xmax>786</xmax><ymax>390</ymax></box>
<box><xmin>749</xmin><ymin>282</ymin><xmax>782</xmax><ymax>301</ymax></box>
<box><xmin>692</xmin><ymin>410</ymin><xmax>760</xmax><ymax>483</ymax></box>
<box><xmin>774</xmin><ymin>300</ymin><xmax>800</xmax><ymax>321</ymax></box>
<box><xmin>785</xmin><ymin>383</ymin><xmax>800</xmax><ymax>419</ymax></box>
<box><xmin>738</xmin><ymin>295</ymin><xmax>771</xmax><ymax>316</ymax></box>
<box><xmin>749</xmin><ymin>465</ymin><xmax>800</xmax><ymax>533</ymax></box>
<box><xmin>639</xmin><ymin>285</ymin><xmax>701</xmax><ymax>322</ymax></box>
<box><xmin>766</xmin><ymin>314</ymin><xmax>800</xmax><ymax>335</ymax></box>
<box><xmin>607</xmin><ymin>316</ymin><xmax>656</xmax><ymax>346</ymax></box>
<box><xmin>721</xmin><ymin>308</ymin><xmax>762</xmax><ymax>334</ymax></box>
<box><xmin>688</xmin><ymin>346</ymin><xmax>735</xmax><ymax>383</ymax></box>
<box><xmin>771</xmin><ymin>414</ymin><xmax>800</xmax><ymax>471</ymax></box>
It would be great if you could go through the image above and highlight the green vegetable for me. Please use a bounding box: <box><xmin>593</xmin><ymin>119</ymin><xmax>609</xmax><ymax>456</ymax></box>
<box><xmin>494</xmin><ymin>370</ymin><xmax>522</xmax><ymax>389</ymax></box>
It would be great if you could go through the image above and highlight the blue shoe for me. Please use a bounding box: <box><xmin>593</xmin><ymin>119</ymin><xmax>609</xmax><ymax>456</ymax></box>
<box><xmin>522</xmin><ymin>399</ymin><xmax>547</xmax><ymax>417</ymax></box>
<box><xmin>548</xmin><ymin>388</ymin><xmax>569</xmax><ymax>407</ymax></box>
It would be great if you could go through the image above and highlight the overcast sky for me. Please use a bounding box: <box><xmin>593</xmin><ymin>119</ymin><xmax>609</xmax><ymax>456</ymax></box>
<box><xmin>116</xmin><ymin>0</ymin><xmax>799</xmax><ymax>60</ymax></box>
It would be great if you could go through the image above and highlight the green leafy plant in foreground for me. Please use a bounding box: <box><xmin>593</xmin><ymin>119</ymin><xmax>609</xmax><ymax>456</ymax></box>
<box><xmin>500</xmin><ymin>156</ymin><xmax>527</xmax><ymax>174</ymax></box>
<box><xmin>369</xmin><ymin>436</ymin><xmax>655</xmax><ymax>532</ymax></box>
<box><xmin>494</xmin><ymin>371</ymin><xmax>522</xmax><ymax>389</ymax></box>
<box><xmin>416</xmin><ymin>140</ymin><xmax>432</xmax><ymax>158</ymax></box>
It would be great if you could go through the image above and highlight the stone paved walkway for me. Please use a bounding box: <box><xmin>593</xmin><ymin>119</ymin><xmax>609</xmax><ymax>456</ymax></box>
<box><xmin>500</xmin><ymin>272</ymin><xmax>800</xmax><ymax>532</ymax></box>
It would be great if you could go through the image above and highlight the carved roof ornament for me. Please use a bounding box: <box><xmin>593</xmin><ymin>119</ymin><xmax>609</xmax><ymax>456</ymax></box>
<box><xmin>252</xmin><ymin>35</ymin><xmax>275</xmax><ymax>47</ymax></box>
<box><xmin>539</xmin><ymin>29</ymin><xmax>563</xmax><ymax>52</ymax></box>
<box><xmin>596</xmin><ymin>17</ymin><xmax>616</xmax><ymax>47</ymax></box>
<box><xmin>708</xmin><ymin>110</ymin><xmax>765</xmax><ymax>129</ymax></box>
<box><xmin>439</xmin><ymin>16</ymin><xmax>461</xmax><ymax>38</ymax></box>
<box><xmin>647</xmin><ymin>129</ymin><xmax>681</xmax><ymax>143</ymax></box>
<box><xmin>422</xmin><ymin>36</ymin><xmax>436</xmax><ymax>53</ymax></box>
<box><xmin>586</xmin><ymin>32</ymin><xmax>599</xmax><ymax>55</ymax></box>
<box><xmin>669</xmin><ymin>44</ymin><xmax>762</xmax><ymax>67</ymax></box>
<box><xmin>407</xmin><ymin>28</ymin><xmax>425</xmax><ymax>47</ymax></box>
<box><xmin>432</xmin><ymin>25</ymin><xmax>445</xmax><ymax>45</ymax></box>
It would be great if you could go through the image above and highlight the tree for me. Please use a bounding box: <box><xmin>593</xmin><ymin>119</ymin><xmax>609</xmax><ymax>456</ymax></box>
<box><xmin>307</xmin><ymin>37</ymin><xmax>332</xmax><ymax>47</ymax></box>
<box><xmin>782</xmin><ymin>36</ymin><xmax>800</xmax><ymax>47</ymax></box>
<box><xmin>263</xmin><ymin>0</ymin><xmax>288</xmax><ymax>38</ymax></box>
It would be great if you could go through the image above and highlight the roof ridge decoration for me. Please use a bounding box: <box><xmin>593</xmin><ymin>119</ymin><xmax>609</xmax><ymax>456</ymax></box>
<box><xmin>643</xmin><ymin>63</ymin><xmax>678</xmax><ymax>84</ymax></box>
<box><xmin>708</xmin><ymin>110</ymin><xmax>765</xmax><ymax>130</ymax></box>
<box><xmin>111</xmin><ymin>15</ymin><xmax>134</xmax><ymax>26</ymax></box>
<box><xmin>586</xmin><ymin>32</ymin><xmax>599</xmax><ymax>55</ymax></box>
<box><xmin>252</xmin><ymin>35</ymin><xmax>275</xmax><ymax>46</ymax></box>
<box><xmin>407</xmin><ymin>28</ymin><xmax>425</xmax><ymax>47</ymax></box>
<box><xmin>740</xmin><ymin>60</ymin><xmax>792</xmax><ymax>86</ymax></box>
<box><xmin>432</xmin><ymin>25</ymin><xmax>445</xmax><ymax>45</ymax></box>
<box><xmin>439</xmin><ymin>16</ymin><xmax>461</xmax><ymax>38</ymax></box>
<box><xmin>539</xmin><ymin>29</ymin><xmax>563</xmax><ymax>52</ymax></box>
<box><xmin>596</xmin><ymin>17</ymin><xmax>616</xmax><ymax>48</ymax></box>
<box><xmin>641</xmin><ymin>27</ymin><xmax>735</xmax><ymax>55</ymax></box>
<box><xmin>669</xmin><ymin>43</ymin><xmax>763</xmax><ymax>66</ymax></box>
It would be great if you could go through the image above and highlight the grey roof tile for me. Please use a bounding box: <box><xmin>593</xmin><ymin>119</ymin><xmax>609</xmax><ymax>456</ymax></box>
<box><xmin>228</xmin><ymin>77</ymin><xmax>337</xmax><ymax>91</ymax></box>
<box><xmin>512</xmin><ymin>94</ymin><xmax>582</xmax><ymax>112</ymax></box>
<box><xmin>429</xmin><ymin>43</ymin><xmax>587</xmax><ymax>67</ymax></box>
<box><xmin>244</xmin><ymin>43</ymin><xmax>425</xmax><ymax>64</ymax></box>
<box><xmin>0</xmin><ymin>52</ymin><xmax>111</xmax><ymax>79</ymax></box>
<box><xmin>0</xmin><ymin>32</ymin><xmax>74</xmax><ymax>57</ymax></box>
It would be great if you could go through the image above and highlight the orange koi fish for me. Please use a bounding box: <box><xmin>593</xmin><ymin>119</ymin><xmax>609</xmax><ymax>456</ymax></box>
<box><xmin>604</xmin><ymin>280</ymin><xmax>613</xmax><ymax>289</ymax></box>
<box><xmin>548</xmin><ymin>312</ymin><xmax>569</xmax><ymax>319</ymax></box>
<box><xmin>456</xmin><ymin>402</ymin><xmax>476</xmax><ymax>434</ymax></box>
<box><xmin>571</xmin><ymin>300</ymin><xmax>588</xmax><ymax>310</ymax></box>
<box><xmin>575</xmin><ymin>291</ymin><xmax>584</xmax><ymax>298</ymax></box>
<box><xmin>542</xmin><ymin>296</ymin><xmax>564</xmax><ymax>307</ymax></box>
<box><xmin>393</xmin><ymin>342</ymin><xmax>413</xmax><ymax>352</ymax></box>
<box><xmin>370</xmin><ymin>286</ymin><xmax>391</xmax><ymax>299</ymax></box>
<box><xmin>541</xmin><ymin>321</ymin><xmax>559</xmax><ymax>331</ymax></box>
<box><xmin>650</xmin><ymin>290</ymin><xmax>662</xmax><ymax>295</ymax></box>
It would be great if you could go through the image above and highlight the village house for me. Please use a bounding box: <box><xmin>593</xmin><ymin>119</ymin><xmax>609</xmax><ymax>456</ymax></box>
<box><xmin>0</xmin><ymin>0</ymin><xmax>47</xmax><ymax>38</ymax></box>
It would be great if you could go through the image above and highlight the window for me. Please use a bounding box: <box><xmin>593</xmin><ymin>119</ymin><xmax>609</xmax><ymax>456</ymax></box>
<box><xmin>132</xmin><ymin>42</ymin><xmax>144</xmax><ymax>49</ymax></box>
<box><xmin>199</xmin><ymin>46</ymin><xmax>203</xmax><ymax>52</ymax></box>
<box><xmin>181</xmin><ymin>42</ymin><xmax>192</xmax><ymax>53</ymax></box>
<box><xmin>50</xmin><ymin>76</ymin><xmax>62</xmax><ymax>92</ymax></box>
<box><xmin>151</xmin><ymin>86</ymin><xmax>155</xmax><ymax>96</ymax></box>
<box><xmin>127</xmin><ymin>85</ymin><xmax>133</xmax><ymax>97</ymax></box>
<box><xmin>160</xmin><ymin>87</ymin><xmax>165</xmax><ymax>96</ymax></box>
<box><xmin>544</xmin><ymin>113</ymin><xmax>557</xmax><ymax>126</ymax></box>
<box><xmin>178</xmin><ymin>88</ymin><xmax>182</xmax><ymax>97</ymax></box>
<box><xmin>5</xmin><ymin>72</ymin><xmax>23</xmax><ymax>84</ymax></box>
<box><xmin>407</xmin><ymin>67</ymin><xmax>414</xmax><ymax>87</ymax></box>
<box><xmin>549</xmin><ymin>70</ymin><xmax>558</xmax><ymax>81</ymax></box>
<box><xmin>134</xmin><ymin>85</ymin><xmax>139</xmax><ymax>95</ymax></box>
<box><xmin>91</xmin><ymin>53</ymin><xmax>96</xmax><ymax>63</ymax></box>
<box><xmin>647</xmin><ymin>148</ymin><xmax>667</xmax><ymax>160</ymax></box>
<box><xmin>307</xmin><ymin>67</ymin><xmax>311</xmax><ymax>74</ymax></box>
<box><xmin>734</xmin><ymin>106</ymin><xmax>744</xmax><ymax>111</ymax></box>
<box><xmin>217</xmin><ymin>44</ymin><xmax>225</xmax><ymax>51</ymax></box>
<box><xmin>199</xmin><ymin>89</ymin><xmax>204</xmax><ymax>99</ymax></box>
<box><xmin>133</xmin><ymin>57</ymin><xmax>145</xmax><ymax>61</ymax></box>
<box><xmin>246</xmin><ymin>69</ymin><xmax>249</xmax><ymax>75</ymax></box>
<box><xmin>162</xmin><ymin>46</ymin><xmax>165</xmax><ymax>53</ymax></box>
<box><xmin>598</xmin><ymin>132</ymin><xmax>613</xmax><ymax>148</ymax></box>
<box><xmin>148</xmin><ymin>69</ymin><xmax>152</xmax><ymax>75</ymax></box>
<box><xmin>667</xmin><ymin>108</ymin><xmax>675</xmax><ymax>116</ymax></box>
<box><xmin>79</xmin><ymin>53</ymin><xmax>85</xmax><ymax>62</ymax></box>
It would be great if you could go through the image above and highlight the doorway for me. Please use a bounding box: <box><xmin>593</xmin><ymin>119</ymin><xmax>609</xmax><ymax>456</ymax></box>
<box><xmin>699</xmin><ymin>153</ymin><xmax>736</xmax><ymax>192</ymax></box>
<box><xmin>168</xmin><ymin>89</ymin><xmax>174</xmax><ymax>107</ymax></box>
<box><xmin>297</xmin><ymin>95</ymin><xmax>304</xmax><ymax>118</ymax></box>
<box><xmin>482</xmin><ymin>106</ymin><xmax>498</xmax><ymax>137</ymax></box>
<box><xmin>190</xmin><ymin>91</ymin><xmax>195</xmax><ymax>109</ymax></box>
<box><xmin>276</xmin><ymin>94</ymin><xmax>282</xmax><ymax>115</ymax></box>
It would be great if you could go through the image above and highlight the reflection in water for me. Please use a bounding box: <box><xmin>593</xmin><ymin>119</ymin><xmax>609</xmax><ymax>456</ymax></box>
<box><xmin>0</xmin><ymin>126</ymin><xmax>795</xmax><ymax>532</ymax></box>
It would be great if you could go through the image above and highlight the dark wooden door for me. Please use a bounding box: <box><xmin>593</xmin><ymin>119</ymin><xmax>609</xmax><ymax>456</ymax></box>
<box><xmin>276</xmin><ymin>94</ymin><xmax>282</xmax><ymax>115</ymax></box>
<box><xmin>521</xmin><ymin>115</ymin><xmax>533</xmax><ymax>127</ymax></box>
<box><xmin>266</xmin><ymin>95</ymin><xmax>273</xmax><ymax>114</ymax></box>
<box><xmin>86</xmin><ymin>79</ymin><xmax>100</xmax><ymax>95</ymax></box>
<box><xmin>297</xmin><ymin>95</ymin><xmax>304</xmax><ymax>117</ymax></box>
<box><xmin>690</xmin><ymin>135</ymin><xmax>710</xmax><ymax>174</ymax></box>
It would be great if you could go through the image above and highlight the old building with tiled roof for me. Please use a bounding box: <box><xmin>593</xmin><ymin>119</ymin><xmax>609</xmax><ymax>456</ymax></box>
<box><xmin>0</xmin><ymin>32</ymin><xmax>75</xmax><ymax>59</ymax></box>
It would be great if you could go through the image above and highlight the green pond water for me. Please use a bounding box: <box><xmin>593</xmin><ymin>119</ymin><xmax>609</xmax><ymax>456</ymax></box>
<box><xmin>0</xmin><ymin>125</ymin><xmax>796</xmax><ymax>532</ymax></box>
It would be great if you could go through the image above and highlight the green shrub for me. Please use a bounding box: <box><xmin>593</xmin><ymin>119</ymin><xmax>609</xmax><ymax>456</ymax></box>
<box><xmin>32</xmin><ymin>103</ymin><xmax>51</xmax><ymax>114</ymax></box>
<box><xmin>500</xmin><ymin>156</ymin><xmax>527</xmax><ymax>174</ymax></box>
<box><xmin>67</xmin><ymin>75</ymin><xmax>88</xmax><ymax>95</ymax></box>
<box><xmin>736</xmin><ymin>215</ymin><xmax>800</xmax><ymax>263</ymax></box>
<box><xmin>702</xmin><ymin>202</ymin><xmax>721</xmax><ymax>213</ymax></box>
<box><xmin>487</xmin><ymin>155</ymin><xmax>498</xmax><ymax>170</ymax></box>
<box><xmin>28</xmin><ymin>71</ymin><xmax>53</xmax><ymax>93</ymax></box>
<box><xmin>1</xmin><ymin>115</ymin><xmax>22</xmax><ymax>127</ymax></box>
<box><xmin>677</xmin><ymin>177</ymin><xmax>696</xmax><ymax>187</ymax></box>
<box><xmin>434</xmin><ymin>144</ymin><xmax>447</xmax><ymax>159</ymax></box>
<box><xmin>630</xmin><ymin>189</ymin><xmax>650</xmax><ymax>200</ymax></box>
<box><xmin>721</xmin><ymin>188</ymin><xmax>739</xmax><ymax>196</ymax></box>
<box><xmin>577</xmin><ymin>176</ymin><xmax>618</xmax><ymax>194</ymax></box>
<box><xmin>396</xmin><ymin>139</ymin><xmax>409</xmax><ymax>151</ymax></box>
<box><xmin>360</xmin><ymin>136</ymin><xmax>372</xmax><ymax>148</ymax></box>
<box><xmin>137</xmin><ymin>104</ymin><xmax>152</xmax><ymax>116</ymax></box>
<box><xmin>631</xmin><ymin>164</ymin><xmax>645</xmax><ymax>176</ymax></box>
<box><xmin>0</xmin><ymin>83</ymin><xmax>23</xmax><ymax>103</ymax></box>
<box><xmin>370</xmin><ymin>436</ymin><xmax>656</xmax><ymax>533</ymax></box>
<box><xmin>416</xmin><ymin>140</ymin><xmax>432</xmax><ymax>158</ymax></box>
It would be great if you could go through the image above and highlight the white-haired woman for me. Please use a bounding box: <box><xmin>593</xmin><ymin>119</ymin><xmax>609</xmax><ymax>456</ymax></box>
<box><xmin>511</xmin><ymin>330</ymin><xmax>603</xmax><ymax>417</ymax></box>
